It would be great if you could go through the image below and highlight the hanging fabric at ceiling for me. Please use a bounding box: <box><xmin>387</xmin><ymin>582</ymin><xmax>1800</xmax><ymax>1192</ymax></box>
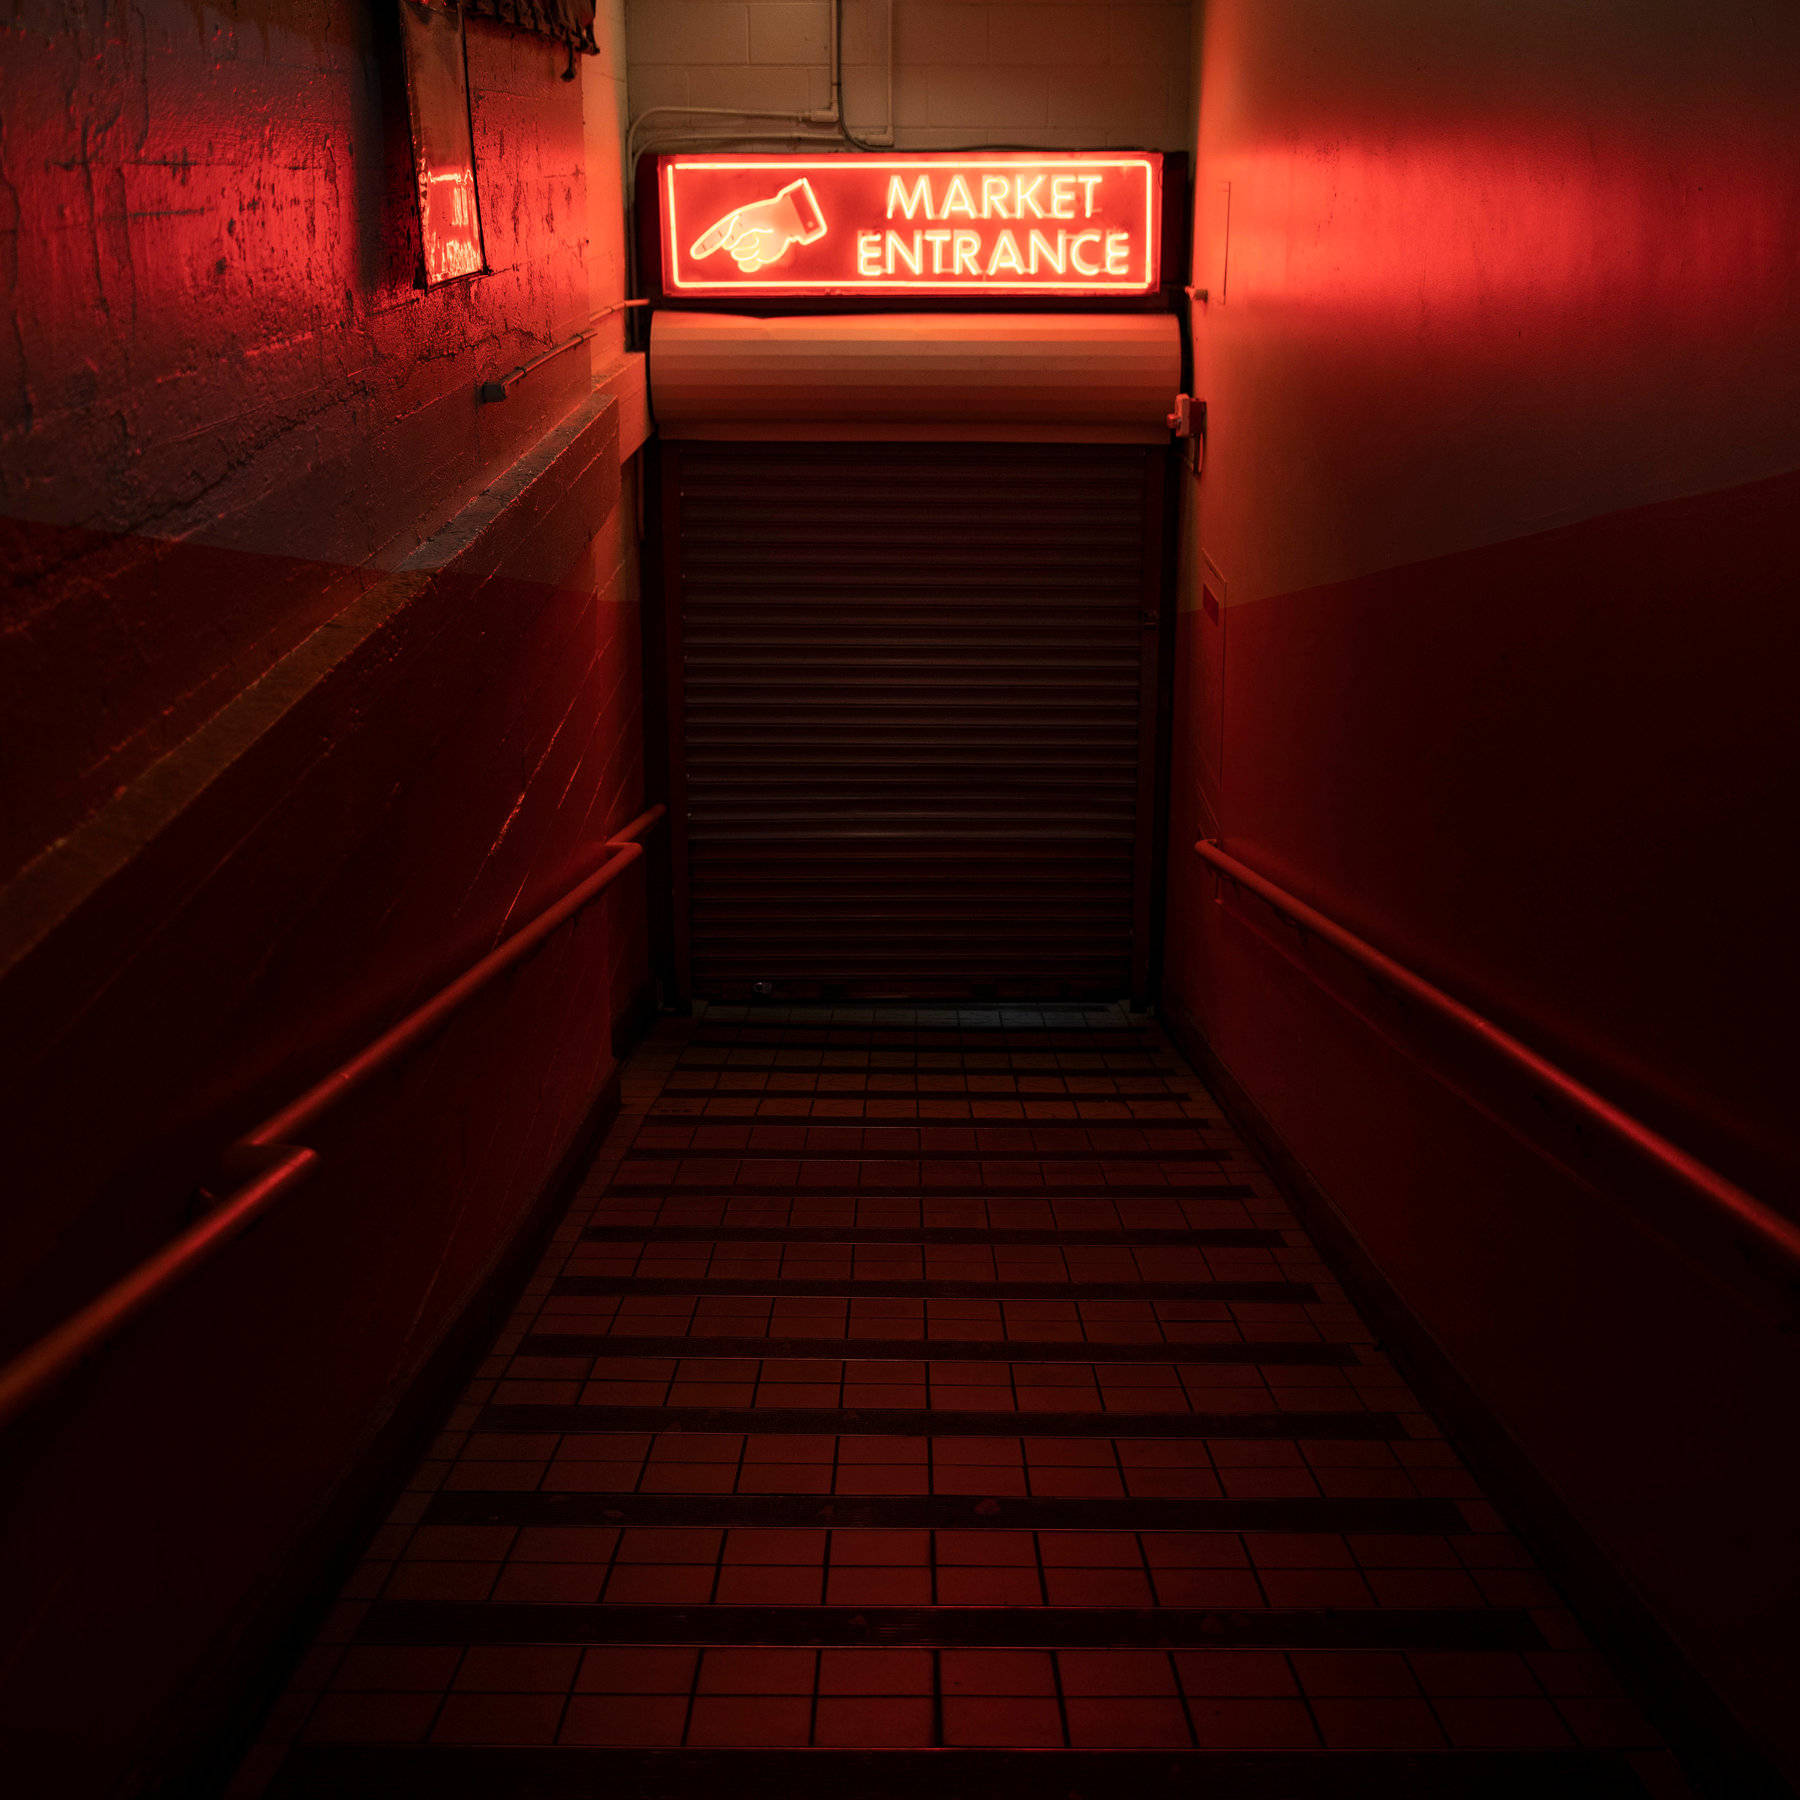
<box><xmin>462</xmin><ymin>0</ymin><xmax>597</xmax><ymax>56</ymax></box>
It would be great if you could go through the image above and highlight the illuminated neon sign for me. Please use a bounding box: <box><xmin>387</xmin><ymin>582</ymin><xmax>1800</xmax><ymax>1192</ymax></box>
<box><xmin>661</xmin><ymin>154</ymin><xmax>1162</xmax><ymax>296</ymax></box>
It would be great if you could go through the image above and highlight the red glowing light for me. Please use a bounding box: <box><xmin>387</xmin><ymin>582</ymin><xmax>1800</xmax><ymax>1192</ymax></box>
<box><xmin>661</xmin><ymin>154</ymin><xmax>1162</xmax><ymax>297</ymax></box>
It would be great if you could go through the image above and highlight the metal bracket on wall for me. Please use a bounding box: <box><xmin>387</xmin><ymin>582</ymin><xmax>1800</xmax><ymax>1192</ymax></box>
<box><xmin>1167</xmin><ymin>394</ymin><xmax>1206</xmax><ymax>474</ymax></box>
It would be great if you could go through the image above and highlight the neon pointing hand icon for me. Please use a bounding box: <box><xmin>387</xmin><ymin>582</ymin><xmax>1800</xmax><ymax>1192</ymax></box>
<box><xmin>689</xmin><ymin>177</ymin><xmax>828</xmax><ymax>273</ymax></box>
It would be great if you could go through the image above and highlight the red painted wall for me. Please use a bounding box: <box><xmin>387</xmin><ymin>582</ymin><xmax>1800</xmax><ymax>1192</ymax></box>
<box><xmin>0</xmin><ymin>3</ymin><xmax>645</xmax><ymax>1793</ymax></box>
<box><xmin>1169</xmin><ymin>0</ymin><xmax>1800</xmax><ymax>1780</ymax></box>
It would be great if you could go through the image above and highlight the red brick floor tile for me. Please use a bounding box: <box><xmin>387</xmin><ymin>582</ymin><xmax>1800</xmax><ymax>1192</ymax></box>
<box><xmin>559</xmin><ymin>1695</ymin><xmax>688</xmax><ymax>1746</ymax></box>
<box><xmin>431</xmin><ymin>1692</ymin><xmax>565</xmax><ymax>1745</ymax></box>
<box><xmin>1043</xmin><ymin>1568</ymin><xmax>1155</xmax><ymax>1606</ymax></box>
<box><xmin>936</xmin><ymin>1566</ymin><xmax>1043</xmax><ymax>1604</ymax></box>
<box><xmin>829</xmin><ymin>1528</ymin><xmax>930</xmax><ymax>1563</ymax></box>
<box><xmin>1291</xmin><ymin>1651</ymin><xmax>1420</xmax><ymax>1697</ymax></box>
<box><xmin>1152</xmin><ymin>1569</ymin><xmax>1265</xmax><ymax>1607</ymax></box>
<box><xmin>713</xmin><ymin>1565</ymin><xmax>822</xmax><ymax>1604</ymax></box>
<box><xmin>941</xmin><ymin>1650</ymin><xmax>1057</xmax><ymax>1695</ymax></box>
<box><xmin>452</xmin><ymin>1646</ymin><xmax>581</xmax><ymax>1692</ymax></box>
<box><xmin>1064</xmin><ymin>1697</ymin><xmax>1192</xmax><ymax>1746</ymax></box>
<box><xmin>379</xmin><ymin>1562</ymin><xmax>498</xmax><ymax>1603</ymax></box>
<box><xmin>818</xmin><ymin>1649</ymin><xmax>935</xmax><ymax>1695</ymax></box>
<box><xmin>941</xmin><ymin>1696</ymin><xmax>1065</xmax><ymax>1746</ymax></box>
<box><xmin>1174</xmin><ymin>1651</ymin><xmax>1298</xmax><ymax>1697</ymax></box>
<box><xmin>826</xmin><ymin>1566</ymin><xmax>933</xmax><ymax>1604</ymax></box>
<box><xmin>576</xmin><ymin>1647</ymin><xmax>697</xmax><ymax>1693</ymax></box>
<box><xmin>698</xmin><ymin>1647</ymin><xmax>817</xmax><ymax>1693</ymax></box>
<box><xmin>511</xmin><ymin>1526</ymin><xmax>619</xmax><ymax>1563</ymax></box>
<box><xmin>601</xmin><ymin>1565</ymin><xmax>714</xmax><ymax>1604</ymax></box>
<box><xmin>1185</xmin><ymin>1697</ymin><xmax>1317</xmax><ymax>1747</ymax></box>
<box><xmin>489</xmin><ymin>1563</ymin><xmax>608</xmax><ymax>1604</ymax></box>
<box><xmin>686</xmin><ymin>1695</ymin><xmax>813</xmax><ymax>1746</ymax></box>
<box><xmin>813</xmin><ymin>1696</ymin><xmax>936</xmax><ymax>1746</ymax></box>
<box><xmin>1057</xmin><ymin>1650</ymin><xmax>1178</xmax><ymax>1696</ymax></box>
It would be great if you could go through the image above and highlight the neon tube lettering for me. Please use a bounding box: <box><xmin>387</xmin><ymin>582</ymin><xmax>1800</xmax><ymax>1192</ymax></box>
<box><xmin>952</xmin><ymin>230</ymin><xmax>981</xmax><ymax>274</ymax></box>
<box><xmin>1028</xmin><ymin>229</ymin><xmax>1066</xmax><ymax>274</ymax></box>
<box><xmin>941</xmin><ymin>175</ymin><xmax>977</xmax><ymax>220</ymax></box>
<box><xmin>1069</xmin><ymin>230</ymin><xmax>1103</xmax><ymax>275</ymax></box>
<box><xmin>888</xmin><ymin>175</ymin><xmax>931</xmax><ymax>220</ymax></box>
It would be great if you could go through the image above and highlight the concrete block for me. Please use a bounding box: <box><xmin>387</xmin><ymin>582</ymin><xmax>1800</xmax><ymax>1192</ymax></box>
<box><xmin>890</xmin><ymin>58</ymin><xmax>933</xmax><ymax>129</ymax></box>
<box><xmin>842</xmin><ymin>60</ymin><xmax>894</xmax><ymax>135</ymax></box>
<box><xmin>926</xmin><ymin>60</ymin><xmax>1047</xmax><ymax>129</ymax></box>
<box><xmin>749</xmin><ymin>0</ymin><xmax>831</xmax><ymax>65</ymax></box>
<box><xmin>1044</xmin><ymin>59</ymin><xmax>1167</xmax><ymax>136</ymax></box>
<box><xmin>896</xmin><ymin>0</ymin><xmax>988</xmax><ymax>67</ymax></box>
<box><xmin>839</xmin><ymin>0</ymin><xmax>890</xmax><ymax>65</ymax></box>
<box><xmin>1109</xmin><ymin>1</ymin><xmax>1190</xmax><ymax>67</ymax></box>
<box><xmin>686</xmin><ymin>59</ymin><xmax>831</xmax><ymax>110</ymax></box>
<box><xmin>625</xmin><ymin>63</ymin><xmax>692</xmax><ymax>117</ymax></box>
<box><xmin>987</xmin><ymin>4</ymin><xmax>1111</xmax><ymax>67</ymax></box>
<box><xmin>626</xmin><ymin>1</ymin><xmax>750</xmax><ymax>67</ymax></box>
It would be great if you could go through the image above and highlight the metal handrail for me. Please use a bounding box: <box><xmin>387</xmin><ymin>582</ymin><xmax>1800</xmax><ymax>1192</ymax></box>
<box><xmin>0</xmin><ymin>805</ymin><xmax>666</xmax><ymax>1430</ymax></box>
<box><xmin>1195</xmin><ymin>837</ymin><xmax>1800</xmax><ymax>1288</ymax></box>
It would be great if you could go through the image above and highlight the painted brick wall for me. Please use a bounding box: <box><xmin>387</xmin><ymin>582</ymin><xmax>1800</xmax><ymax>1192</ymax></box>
<box><xmin>0</xmin><ymin>2</ymin><xmax>650</xmax><ymax>1792</ymax></box>
<box><xmin>627</xmin><ymin>0</ymin><xmax>1192</xmax><ymax>153</ymax></box>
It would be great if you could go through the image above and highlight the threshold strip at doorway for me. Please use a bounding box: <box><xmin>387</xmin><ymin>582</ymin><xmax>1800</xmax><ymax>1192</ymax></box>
<box><xmin>241</xmin><ymin>1009</ymin><xmax>1682</xmax><ymax>1800</ymax></box>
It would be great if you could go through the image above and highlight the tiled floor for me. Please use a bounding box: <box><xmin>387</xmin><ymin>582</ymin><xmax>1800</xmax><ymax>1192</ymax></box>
<box><xmin>238</xmin><ymin>1008</ymin><xmax>1685</xmax><ymax>1798</ymax></box>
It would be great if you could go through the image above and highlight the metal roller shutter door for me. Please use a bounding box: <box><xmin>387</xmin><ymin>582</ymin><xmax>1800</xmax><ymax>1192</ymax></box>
<box><xmin>668</xmin><ymin>442</ymin><xmax>1163</xmax><ymax>1001</ymax></box>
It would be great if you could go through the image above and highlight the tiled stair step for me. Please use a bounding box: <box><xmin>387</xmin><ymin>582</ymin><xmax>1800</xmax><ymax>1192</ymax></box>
<box><xmin>355</xmin><ymin>1603</ymin><xmax>1547</xmax><ymax>1652</ymax></box>
<box><xmin>674</xmin><ymin>1048</ymin><xmax>1175</xmax><ymax>1062</ymax></box>
<box><xmin>269</xmin><ymin>1745</ymin><xmax>1655</xmax><ymax>1799</ymax></box>
<box><xmin>655</xmin><ymin>1089</ymin><xmax>1197</xmax><ymax>1102</ymax></box>
<box><xmin>475</xmin><ymin>1407</ymin><xmax>1405</xmax><ymax>1439</ymax></box>
<box><xmin>626</xmin><ymin>1152</ymin><xmax>1231</xmax><ymax>1166</ymax></box>
<box><xmin>521</xmin><ymin>1335</ymin><xmax>1357</xmax><ymax>1364</ymax></box>
<box><xmin>422</xmin><ymin>1492</ymin><xmax>1471</xmax><ymax>1532</ymax></box>
<box><xmin>245</xmin><ymin>1016</ymin><xmax>1672</xmax><ymax>1796</ymax></box>
<box><xmin>579</xmin><ymin>1226</ymin><xmax>1284</xmax><ymax>1246</ymax></box>
<box><xmin>603</xmin><ymin>1183</ymin><xmax>1260</xmax><ymax>1199</ymax></box>
<box><xmin>550</xmin><ymin>1278</ymin><xmax>1315</xmax><ymax>1301</ymax></box>
<box><xmin>642</xmin><ymin>1113</ymin><xmax>1213</xmax><ymax>1128</ymax></box>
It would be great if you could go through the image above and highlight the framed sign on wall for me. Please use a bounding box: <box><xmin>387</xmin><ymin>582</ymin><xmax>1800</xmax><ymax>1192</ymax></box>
<box><xmin>397</xmin><ymin>0</ymin><xmax>488</xmax><ymax>286</ymax></box>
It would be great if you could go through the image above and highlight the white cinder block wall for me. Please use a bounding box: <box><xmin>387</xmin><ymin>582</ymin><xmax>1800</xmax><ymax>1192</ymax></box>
<box><xmin>625</xmin><ymin>0</ymin><xmax>1192</xmax><ymax>155</ymax></box>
